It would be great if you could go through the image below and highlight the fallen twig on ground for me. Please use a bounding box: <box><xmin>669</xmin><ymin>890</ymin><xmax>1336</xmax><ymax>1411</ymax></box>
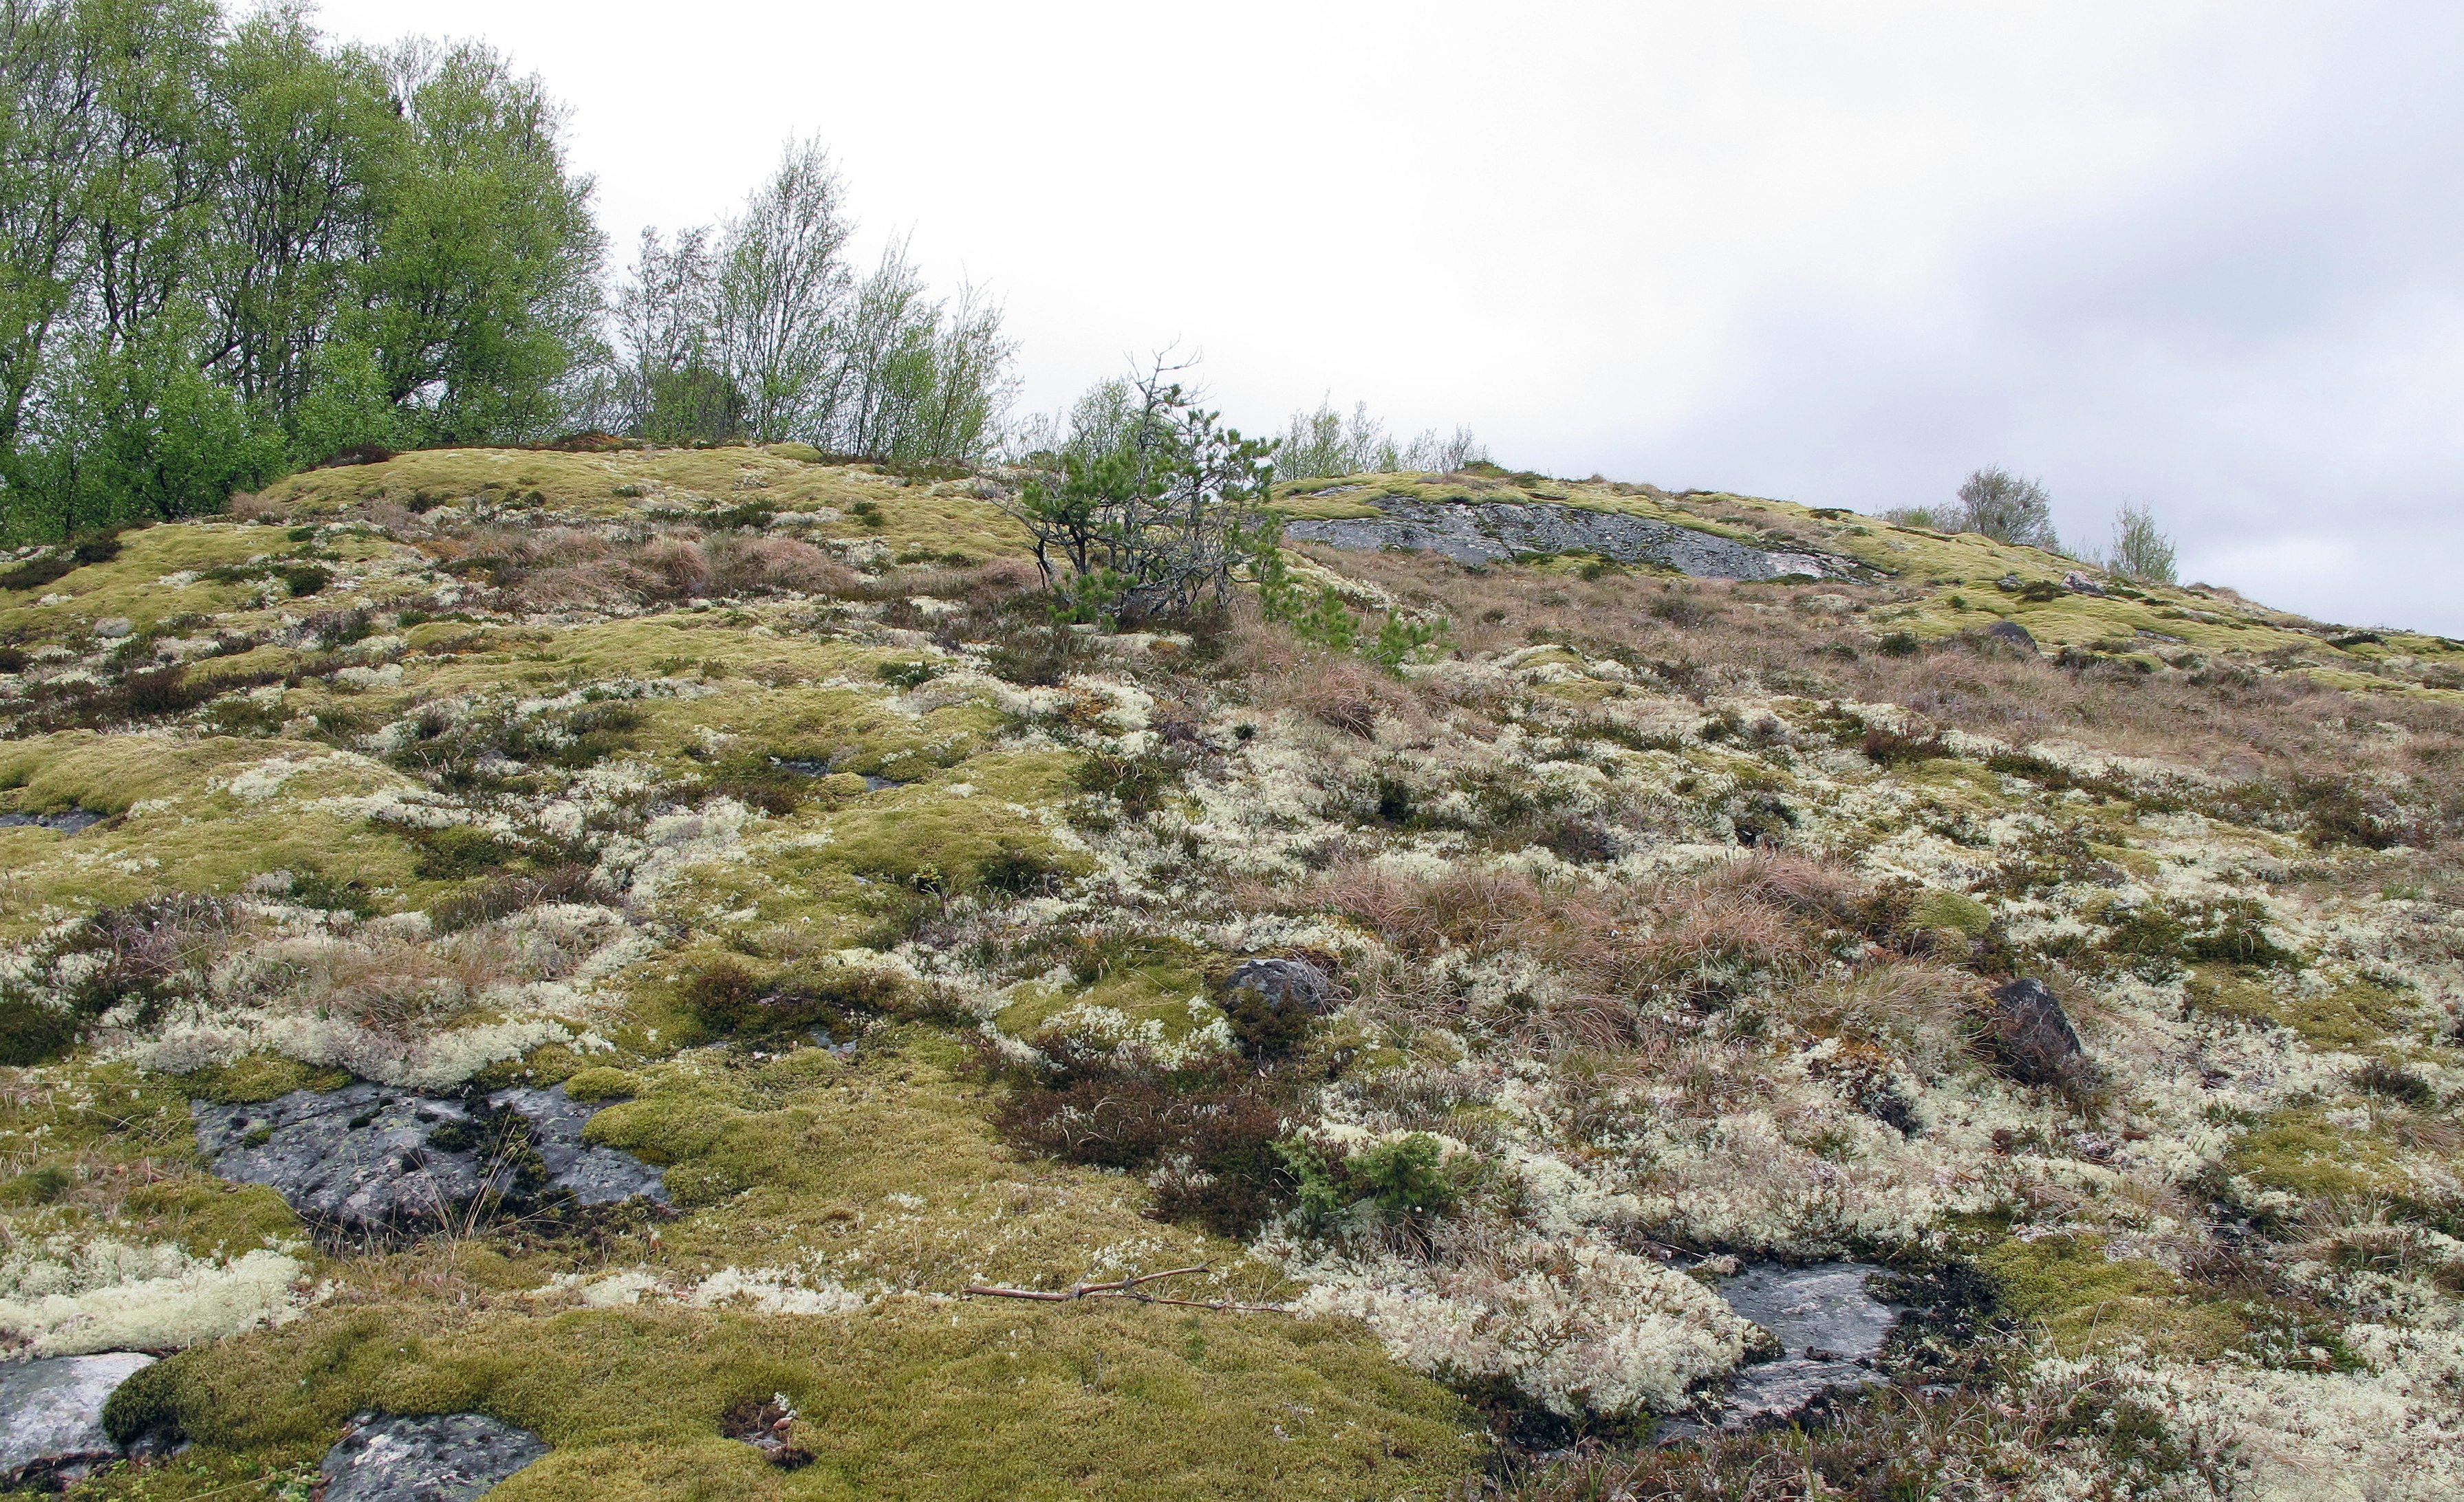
<box><xmin>961</xmin><ymin>1264</ymin><xmax>1295</xmax><ymax>1313</ymax></box>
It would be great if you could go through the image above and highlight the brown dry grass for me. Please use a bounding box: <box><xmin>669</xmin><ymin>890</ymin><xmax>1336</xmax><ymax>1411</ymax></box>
<box><xmin>401</xmin><ymin>525</ymin><xmax>863</xmax><ymax>613</ymax></box>
<box><xmin>1215</xmin><ymin>619</ymin><xmax>1440</xmax><ymax>740</ymax></box>
<box><xmin>1266</xmin><ymin>852</ymin><xmax>1881</xmax><ymax>1051</ymax></box>
<box><xmin>1312</xmin><ymin>544</ymin><xmax>2464</xmax><ymax>807</ymax></box>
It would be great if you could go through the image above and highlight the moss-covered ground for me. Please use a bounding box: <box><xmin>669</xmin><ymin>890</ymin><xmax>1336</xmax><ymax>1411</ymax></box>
<box><xmin>1</xmin><ymin>450</ymin><xmax>2459</xmax><ymax>1499</ymax></box>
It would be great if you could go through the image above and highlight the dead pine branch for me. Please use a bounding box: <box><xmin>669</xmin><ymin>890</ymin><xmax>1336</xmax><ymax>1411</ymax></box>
<box><xmin>961</xmin><ymin>1264</ymin><xmax>1295</xmax><ymax>1314</ymax></box>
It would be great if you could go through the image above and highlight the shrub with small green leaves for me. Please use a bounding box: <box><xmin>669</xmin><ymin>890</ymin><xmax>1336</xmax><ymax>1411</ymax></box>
<box><xmin>1276</xmin><ymin>1132</ymin><xmax>1460</xmax><ymax>1229</ymax></box>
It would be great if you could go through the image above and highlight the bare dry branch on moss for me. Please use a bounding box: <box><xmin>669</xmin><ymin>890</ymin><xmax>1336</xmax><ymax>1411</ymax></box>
<box><xmin>961</xmin><ymin>1265</ymin><xmax>1293</xmax><ymax>1313</ymax></box>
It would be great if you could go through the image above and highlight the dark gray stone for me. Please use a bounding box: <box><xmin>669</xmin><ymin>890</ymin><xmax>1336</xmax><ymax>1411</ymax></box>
<box><xmin>0</xmin><ymin>1352</ymin><xmax>153</xmax><ymax>1488</ymax></box>
<box><xmin>485</xmin><ymin>1086</ymin><xmax>669</xmax><ymax>1207</ymax></box>
<box><xmin>1223</xmin><ymin>958</ymin><xmax>1336</xmax><ymax>1016</ymax></box>
<box><xmin>192</xmin><ymin>1082</ymin><xmax>666</xmax><ymax>1232</ymax></box>
<box><xmin>1984</xmin><ymin>619</ymin><xmax>2038</xmax><ymax>653</ymax></box>
<box><xmin>320</xmin><ymin>1413</ymin><xmax>548</xmax><ymax>1502</ymax></box>
<box><xmin>1983</xmin><ymin>977</ymin><xmax>2086</xmax><ymax>1087</ymax></box>
<box><xmin>1281</xmin><ymin>500</ymin><xmax>1870</xmax><ymax>583</ymax></box>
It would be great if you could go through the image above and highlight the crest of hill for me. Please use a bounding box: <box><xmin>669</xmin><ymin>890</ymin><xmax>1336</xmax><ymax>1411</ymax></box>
<box><xmin>0</xmin><ymin>443</ymin><xmax>2460</xmax><ymax>1501</ymax></box>
<box><xmin>1271</xmin><ymin>465</ymin><xmax>2461</xmax><ymax>685</ymax></box>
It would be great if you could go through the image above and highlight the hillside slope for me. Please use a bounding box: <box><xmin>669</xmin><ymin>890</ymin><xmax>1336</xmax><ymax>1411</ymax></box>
<box><xmin>1</xmin><ymin>448</ymin><xmax>2459</xmax><ymax>1502</ymax></box>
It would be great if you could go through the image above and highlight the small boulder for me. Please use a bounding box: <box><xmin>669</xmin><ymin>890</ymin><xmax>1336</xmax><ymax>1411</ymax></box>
<box><xmin>1220</xmin><ymin>958</ymin><xmax>1338</xmax><ymax>1056</ymax></box>
<box><xmin>90</xmin><ymin>617</ymin><xmax>133</xmax><ymax>640</ymax></box>
<box><xmin>1</xmin><ymin>1352</ymin><xmax>155</xmax><ymax>1489</ymax></box>
<box><xmin>1983</xmin><ymin>619</ymin><xmax>2038</xmax><ymax>654</ymax></box>
<box><xmin>1983</xmin><ymin>977</ymin><xmax>2087</xmax><ymax>1086</ymax></box>
<box><xmin>321</xmin><ymin>1413</ymin><xmax>548</xmax><ymax>1502</ymax></box>
<box><xmin>2060</xmin><ymin>570</ymin><xmax>2107</xmax><ymax>596</ymax></box>
<box><xmin>1222</xmin><ymin>958</ymin><xmax>1335</xmax><ymax>1016</ymax></box>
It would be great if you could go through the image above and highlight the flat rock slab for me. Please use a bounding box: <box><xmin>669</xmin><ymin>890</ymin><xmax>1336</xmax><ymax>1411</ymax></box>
<box><xmin>322</xmin><ymin>1413</ymin><xmax>548</xmax><ymax>1502</ymax></box>
<box><xmin>1282</xmin><ymin>500</ymin><xmax>1868</xmax><ymax>583</ymax></box>
<box><xmin>0</xmin><ymin>1352</ymin><xmax>154</xmax><ymax>1488</ymax></box>
<box><xmin>1722</xmin><ymin>1262</ymin><xmax>1897</xmax><ymax>1362</ymax></box>
<box><xmin>1706</xmin><ymin>1262</ymin><xmax>1898</xmax><ymax>1431</ymax></box>
<box><xmin>1716</xmin><ymin>1353</ymin><xmax>1890</xmax><ymax>1427</ymax></box>
<box><xmin>193</xmin><ymin>1081</ymin><xmax>666</xmax><ymax>1232</ymax></box>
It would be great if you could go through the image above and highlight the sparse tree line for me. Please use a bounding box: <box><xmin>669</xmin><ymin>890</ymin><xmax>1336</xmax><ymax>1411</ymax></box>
<box><xmin>607</xmin><ymin>139</ymin><xmax>1014</xmax><ymax>464</ymax></box>
<box><xmin>0</xmin><ymin>0</ymin><xmax>1493</xmax><ymax>549</ymax></box>
<box><xmin>0</xmin><ymin>1</ymin><xmax>2176</xmax><ymax>600</ymax></box>
<box><xmin>1888</xmin><ymin>466</ymin><xmax>2180</xmax><ymax>583</ymax></box>
<box><xmin>0</xmin><ymin>0</ymin><xmax>604</xmax><ymax>540</ymax></box>
<box><xmin>1264</xmin><ymin>395</ymin><xmax>1487</xmax><ymax>479</ymax></box>
<box><xmin>0</xmin><ymin>1</ymin><xmax>1019</xmax><ymax>543</ymax></box>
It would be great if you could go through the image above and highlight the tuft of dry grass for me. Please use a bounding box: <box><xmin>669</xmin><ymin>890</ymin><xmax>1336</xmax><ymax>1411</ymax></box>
<box><xmin>702</xmin><ymin>535</ymin><xmax>852</xmax><ymax>596</ymax></box>
<box><xmin>1273</xmin><ymin>856</ymin><xmax>1866</xmax><ymax>1049</ymax></box>
<box><xmin>1215</xmin><ymin>623</ymin><xmax>1436</xmax><ymax>739</ymax></box>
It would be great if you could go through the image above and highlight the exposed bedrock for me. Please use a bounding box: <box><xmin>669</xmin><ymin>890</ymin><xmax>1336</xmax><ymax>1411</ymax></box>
<box><xmin>1657</xmin><ymin>1262</ymin><xmax>1901</xmax><ymax>1440</ymax></box>
<box><xmin>321</xmin><ymin>1413</ymin><xmax>549</xmax><ymax>1502</ymax></box>
<box><xmin>191</xmin><ymin>1081</ymin><xmax>667</xmax><ymax>1232</ymax></box>
<box><xmin>0</xmin><ymin>1353</ymin><xmax>156</xmax><ymax>1490</ymax></box>
<box><xmin>1280</xmin><ymin>500</ymin><xmax>1872</xmax><ymax>582</ymax></box>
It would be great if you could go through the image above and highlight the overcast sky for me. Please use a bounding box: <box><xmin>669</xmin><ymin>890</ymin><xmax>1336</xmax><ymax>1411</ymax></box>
<box><xmin>312</xmin><ymin>0</ymin><xmax>2464</xmax><ymax>635</ymax></box>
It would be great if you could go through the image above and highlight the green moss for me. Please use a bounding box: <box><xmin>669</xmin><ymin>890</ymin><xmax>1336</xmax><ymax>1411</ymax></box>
<box><xmin>2</xmin><ymin>809</ymin><xmax>419</xmax><ymax>942</ymax></box>
<box><xmin>2090</xmin><ymin>842</ymin><xmax>2161</xmax><ymax>878</ymax></box>
<box><xmin>2227</xmin><ymin>1108</ymin><xmax>2407</xmax><ymax>1204</ymax></box>
<box><xmin>816</xmin><ymin>757</ymin><xmax>1083</xmax><ymax>892</ymax></box>
<box><xmin>994</xmin><ymin>938</ymin><xmax>1220</xmax><ymax>1048</ymax></box>
<box><xmin>1979</xmin><ymin>1235</ymin><xmax>2242</xmax><ymax>1358</ymax></box>
<box><xmin>119</xmin><ymin>1177</ymin><xmax>304</xmax><ymax>1256</ymax></box>
<box><xmin>2185</xmin><ymin>969</ymin><xmax>2419</xmax><ymax>1049</ymax></box>
<box><xmin>583</xmin><ymin>1032</ymin><xmax>1218</xmax><ymax>1285</ymax></box>
<box><xmin>563</xmin><ymin>1067</ymin><xmax>642</xmax><ymax>1102</ymax></box>
<box><xmin>0</xmin><ymin>731</ymin><xmax>276</xmax><ymax>814</ymax></box>
<box><xmin>0</xmin><ymin>1027</ymin><xmax>1476</xmax><ymax>1498</ymax></box>
<box><xmin>1907</xmin><ymin>889</ymin><xmax>1993</xmax><ymax>938</ymax></box>
<box><xmin>178</xmin><ymin>1055</ymin><xmax>354</xmax><ymax>1104</ymax></box>
<box><xmin>129</xmin><ymin>1296</ymin><xmax>1478</xmax><ymax>1502</ymax></box>
<box><xmin>0</xmin><ymin>523</ymin><xmax>306</xmax><ymax>638</ymax></box>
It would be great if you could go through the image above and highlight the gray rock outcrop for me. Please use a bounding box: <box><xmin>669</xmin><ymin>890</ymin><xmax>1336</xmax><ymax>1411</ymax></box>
<box><xmin>320</xmin><ymin>1413</ymin><xmax>548</xmax><ymax>1502</ymax></box>
<box><xmin>1281</xmin><ymin>499</ymin><xmax>1869</xmax><ymax>582</ymax></box>
<box><xmin>0</xmin><ymin>809</ymin><xmax>102</xmax><ymax>833</ymax></box>
<box><xmin>1222</xmin><ymin>958</ymin><xmax>1337</xmax><ymax>1016</ymax></box>
<box><xmin>192</xmin><ymin>1081</ymin><xmax>666</xmax><ymax>1232</ymax></box>
<box><xmin>1</xmin><ymin>1352</ymin><xmax>154</xmax><ymax>1488</ymax></box>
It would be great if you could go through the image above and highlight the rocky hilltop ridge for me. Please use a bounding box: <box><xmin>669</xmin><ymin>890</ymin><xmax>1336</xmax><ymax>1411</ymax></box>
<box><xmin>0</xmin><ymin>445</ymin><xmax>2458</xmax><ymax>1501</ymax></box>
